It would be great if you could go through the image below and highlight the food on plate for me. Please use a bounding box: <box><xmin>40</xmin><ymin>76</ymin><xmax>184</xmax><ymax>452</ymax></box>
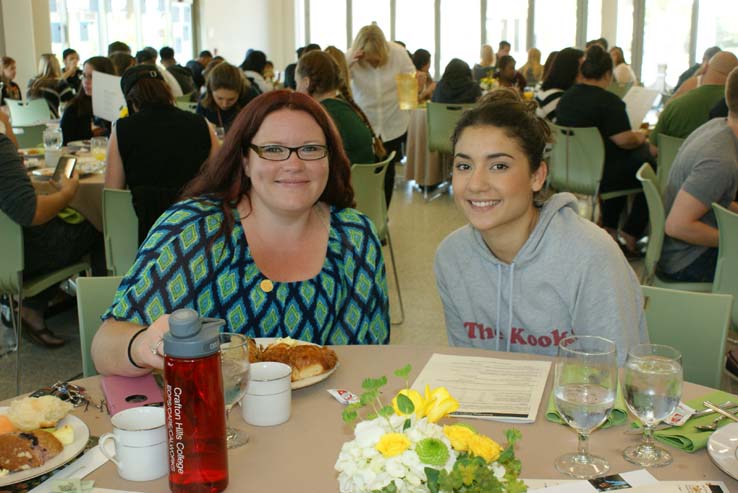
<box><xmin>0</xmin><ymin>416</ymin><xmax>17</xmax><ymax>435</ymax></box>
<box><xmin>6</xmin><ymin>396</ymin><xmax>73</xmax><ymax>431</ymax></box>
<box><xmin>250</xmin><ymin>337</ymin><xmax>338</xmax><ymax>382</ymax></box>
<box><xmin>49</xmin><ymin>425</ymin><xmax>74</xmax><ymax>446</ymax></box>
<box><xmin>25</xmin><ymin>149</ymin><xmax>42</xmax><ymax>155</ymax></box>
<box><xmin>0</xmin><ymin>430</ymin><xmax>63</xmax><ymax>472</ymax></box>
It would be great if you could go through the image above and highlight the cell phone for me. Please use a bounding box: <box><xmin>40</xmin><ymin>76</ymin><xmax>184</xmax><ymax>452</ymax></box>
<box><xmin>100</xmin><ymin>374</ymin><xmax>164</xmax><ymax>415</ymax></box>
<box><xmin>52</xmin><ymin>155</ymin><xmax>77</xmax><ymax>181</ymax></box>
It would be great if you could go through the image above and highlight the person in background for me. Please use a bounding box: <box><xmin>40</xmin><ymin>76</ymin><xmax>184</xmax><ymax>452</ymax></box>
<box><xmin>497</xmin><ymin>40</ymin><xmax>511</xmax><ymax>58</ymax></box>
<box><xmin>609</xmin><ymin>47</ymin><xmax>637</xmax><ymax>85</ymax></box>
<box><xmin>284</xmin><ymin>44</ymin><xmax>320</xmax><ymax>90</ymax></box>
<box><xmin>108</xmin><ymin>41</ymin><xmax>132</xmax><ymax>56</ymax></box>
<box><xmin>104</xmin><ymin>65</ymin><xmax>218</xmax><ymax>243</ymax></box>
<box><xmin>541</xmin><ymin>51</ymin><xmax>558</xmax><ymax>82</ymax></box>
<box><xmin>61</xmin><ymin>48</ymin><xmax>82</xmax><ymax>94</ymax></box>
<box><xmin>263</xmin><ymin>60</ymin><xmax>277</xmax><ymax>89</ymax></box>
<box><xmin>186</xmin><ymin>50</ymin><xmax>213</xmax><ymax>93</ymax></box>
<box><xmin>60</xmin><ymin>56</ymin><xmax>115</xmax><ymax>144</ymax></box>
<box><xmin>135</xmin><ymin>48</ymin><xmax>183</xmax><ymax>98</ymax></box>
<box><xmin>659</xmin><ymin>67</ymin><xmax>738</xmax><ymax>283</ymax></box>
<box><xmin>159</xmin><ymin>46</ymin><xmax>195</xmax><ymax>96</ymax></box>
<box><xmin>586</xmin><ymin>38</ymin><xmax>609</xmax><ymax>50</ymax></box>
<box><xmin>557</xmin><ymin>45</ymin><xmax>655</xmax><ymax>256</ymax></box>
<box><xmin>325</xmin><ymin>46</ymin><xmax>352</xmax><ymax>98</ymax></box>
<box><xmin>91</xmin><ymin>90</ymin><xmax>390</xmax><ymax>376</ymax></box>
<box><xmin>674</xmin><ymin>46</ymin><xmax>721</xmax><ymax>93</ymax></box>
<box><xmin>534</xmin><ymin>47</ymin><xmax>583</xmax><ymax>121</ymax></box>
<box><xmin>0</xmin><ymin>133</ymin><xmax>104</xmax><ymax>347</ymax></box>
<box><xmin>348</xmin><ymin>24</ymin><xmax>415</xmax><ymax>208</ymax></box>
<box><xmin>431</xmin><ymin>59</ymin><xmax>481</xmax><ymax>104</ymax></box>
<box><xmin>27</xmin><ymin>53</ymin><xmax>74</xmax><ymax>118</ymax></box>
<box><xmin>197</xmin><ymin>62</ymin><xmax>259</xmax><ymax>133</ymax></box>
<box><xmin>0</xmin><ymin>56</ymin><xmax>22</xmax><ymax>104</ymax></box>
<box><xmin>434</xmin><ymin>96</ymin><xmax>646</xmax><ymax>366</ymax></box>
<box><xmin>472</xmin><ymin>44</ymin><xmax>495</xmax><ymax>82</ymax></box>
<box><xmin>496</xmin><ymin>55</ymin><xmax>526</xmax><ymax>94</ymax></box>
<box><xmin>296</xmin><ymin>50</ymin><xmax>376</xmax><ymax>164</ymax></box>
<box><xmin>412</xmin><ymin>48</ymin><xmax>436</xmax><ymax>103</ymax></box>
<box><xmin>240</xmin><ymin>50</ymin><xmax>272</xmax><ymax>94</ymax></box>
<box><xmin>201</xmin><ymin>56</ymin><xmax>225</xmax><ymax>83</ymax></box>
<box><xmin>109</xmin><ymin>52</ymin><xmax>135</xmax><ymax>76</ymax></box>
<box><xmin>520</xmin><ymin>48</ymin><xmax>543</xmax><ymax>86</ymax></box>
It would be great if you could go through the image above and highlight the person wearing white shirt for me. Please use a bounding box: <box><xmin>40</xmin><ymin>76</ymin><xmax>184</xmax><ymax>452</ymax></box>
<box><xmin>240</xmin><ymin>50</ymin><xmax>273</xmax><ymax>94</ymax></box>
<box><xmin>610</xmin><ymin>47</ymin><xmax>637</xmax><ymax>86</ymax></box>
<box><xmin>348</xmin><ymin>24</ymin><xmax>415</xmax><ymax>208</ymax></box>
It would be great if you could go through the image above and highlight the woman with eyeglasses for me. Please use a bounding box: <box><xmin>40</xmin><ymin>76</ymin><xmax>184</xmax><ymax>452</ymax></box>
<box><xmin>60</xmin><ymin>56</ymin><xmax>116</xmax><ymax>145</ymax></box>
<box><xmin>91</xmin><ymin>90</ymin><xmax>390</xmax><ymax>376</ymax></box>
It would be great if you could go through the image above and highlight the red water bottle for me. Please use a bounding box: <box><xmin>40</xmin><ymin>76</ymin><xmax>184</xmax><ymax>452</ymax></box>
<box><xmin>163</xmin><ymin>309</ymin><xmax>228</xmax><ymax>493</ymax></box>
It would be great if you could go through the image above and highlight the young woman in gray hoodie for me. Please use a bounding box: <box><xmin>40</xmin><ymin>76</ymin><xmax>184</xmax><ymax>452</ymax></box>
<box><xmin>434</xmin><ymin>97</ymin><xmax>648</xmax><ymax>366</ymax></box>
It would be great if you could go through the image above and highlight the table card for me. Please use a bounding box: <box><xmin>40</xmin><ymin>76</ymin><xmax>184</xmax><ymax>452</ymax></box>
<box><xmin>91</xmin><ymin>72</ymin><xmax>125</xmax><ymax>123</ymax></box>
<box><xmin>526</xmin><ymin>469</ymin><xmax>727</xmax><ymax>492</ymax></box>
<box><xmin>411</xmin><ymin>353</ymin><xmax>551</xmax><ymax>423</ymax></box>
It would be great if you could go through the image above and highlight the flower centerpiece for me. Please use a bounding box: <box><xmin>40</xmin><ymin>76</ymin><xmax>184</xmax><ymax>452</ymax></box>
<box><xmin>479</xmin><ymin>76</ymin><xmax>499</xmax><ymax>92</ymax></box>
<box><xmin>335</xmin><ymin>365</ymin><xmax>526</xmax><ymax>493</ymax></box>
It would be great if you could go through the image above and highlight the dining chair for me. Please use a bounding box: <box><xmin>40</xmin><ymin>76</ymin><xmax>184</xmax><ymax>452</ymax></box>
<box><xmin>656</xmin><ymin>134</ymin><xmax>685</xmax><ymax>194</ymax></box>
<box><xmin>0</xmin><ymin>210</ymin><xmax>92</xmax><ymax>393</ymax></box>
<box><xmin>425</xmin><ymin>102</ymin><xmax>474</xmax><ymax>201</ymax></box>
<box><xmin>175</xmin><ymin>101</ymin><xmax>198</xmax><ymax>113</ymax></box>
<box><xmin>12</xmin><ymin>124</ymin><xmax>46</xmax><ymax>148</ymax></box>
<box><xmin>606</xmin><ymin>80</ymin><xmax>633</xmax><ymax>99</ymax></box>
<box><xmin>76</xmin><ymin>276</ymin><xmax>123</xmax><ymax>377</ymax></box>
<box><xmin>175</xmin><ymin>92</ymin><xmax>194</xmax><ymax>103</ymax></box>
<box><xmin>5</xmin><ymin>98</ymin><xmax>52</xmax><ymax>126</ymax></box>
<box><xmin>351</xmin><ymin>151</ymin><xmax>404</xmax><ymax>325</ymax></box>
<box><xmin>635</xmin><ymin>163</ymin><xmax>712</xmax><ymax>291</ymax></box>
<box><xmin>102</xmin><ymin>188</ymin><xmax>138</xmax><ymax>276</ymax></box>
<box><xmin>641</xmin><ymin>285</ymin><xmax>732</xmax><ymax>388</ymax></box>
<box><xmin>712</xmin><ymin>203</ymin><xmax>738</xmax><ymax>346</ymax></box>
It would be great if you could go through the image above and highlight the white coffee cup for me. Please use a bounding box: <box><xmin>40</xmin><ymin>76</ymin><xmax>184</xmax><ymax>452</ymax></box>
<box><xmin>241</xmin><ymin>362</ymin><xmax>291</xmax><ymax>426</ymax></box>
<box><xmin>99</xmin><ymin>406</ymin><xmax>168</xmax><ymax>481</ymax></box>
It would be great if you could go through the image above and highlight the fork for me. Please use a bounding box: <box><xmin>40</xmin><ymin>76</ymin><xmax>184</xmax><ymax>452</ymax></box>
<box><xmin>625</xmin><ymin>400</ymin><xmax>738</xmax><ymax>434</ymax></box>
<box><xmin>695</xmin><ymin>401</ymin><xmax>738</xmax><ymax>432</ymax></box>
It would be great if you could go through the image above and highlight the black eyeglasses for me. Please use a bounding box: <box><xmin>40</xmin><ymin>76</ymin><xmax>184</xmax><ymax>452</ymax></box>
<box><xmin>249</xmin><ymin>143</ymin><xmax>328</xmax><ymax>161</ymax></box>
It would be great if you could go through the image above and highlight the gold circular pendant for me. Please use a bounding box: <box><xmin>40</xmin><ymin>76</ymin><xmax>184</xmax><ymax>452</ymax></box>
<box><xmin>260</xmin><ymin>279</ymin><xmax>274</xmax><ymax>293</ymax></box>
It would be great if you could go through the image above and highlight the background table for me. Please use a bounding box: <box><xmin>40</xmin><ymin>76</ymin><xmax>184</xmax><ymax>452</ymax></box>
<box><xmin>8</xmin><ymin>345</ymin><xmax>736</xmax><ymax>492</ymax></box>
<box><xmin>30</xmin><ymin>168</ymin><xmax>105</xmax><ymax>232</ymax></box>
<box><xmin>404</xmin><ymin>107</ymin><xmax>448</xmax><ymax>187</ymax></box>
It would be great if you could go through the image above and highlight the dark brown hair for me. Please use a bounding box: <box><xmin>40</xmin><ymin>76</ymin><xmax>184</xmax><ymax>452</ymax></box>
<box><xmin>125</xmin><ymin>78</ymin><xmax>174</xmax><ymax>114</ymax></box>
<box><xmin>68</xmin><ymin>56</ymin><xmax>115</xmax><ymax>117</ymax></box>
<box><xmin>183</xmin><ymin>90</ymin><xmax>354</xmax><ymax>234</ymax></box>
<box><xmin>201</xmin><ymin>62</ymin><xmax>252</xmax><ymax>111</ymax></box>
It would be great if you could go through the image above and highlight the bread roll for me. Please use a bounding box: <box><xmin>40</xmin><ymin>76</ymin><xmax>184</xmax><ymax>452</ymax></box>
<box><xmin>7</xmin><ymin>396</ymin><xmax>73</xmax><ymax>431</ymax></box>
<box><xmin>0</xmin><ymin>430</ymin><xmax>63</xmax><ymax>472</ymax></box>
<box><xmin>261</xmin><ymin>342</ymin><xmax>292</xmax><ymax>366</ymax></box>
<box><xmin>289</xmin><ymin>345</ymin><xmax>338</xmax><ymax>381</ymax></box>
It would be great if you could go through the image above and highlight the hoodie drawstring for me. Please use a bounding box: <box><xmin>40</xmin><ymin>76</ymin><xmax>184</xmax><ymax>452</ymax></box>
<box><xmin>507</xmin><ymin>263</ymin><xmax>515</xmax><ymax>352</ymax></box>
<box><xmin>495</xmin><ymin>264</ymin><xmax>501</xmax><ymax>351</ymax></box>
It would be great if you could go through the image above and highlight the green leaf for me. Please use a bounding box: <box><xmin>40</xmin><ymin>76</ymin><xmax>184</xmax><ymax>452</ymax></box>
<box><xmin>425</xmin><ymin>467</ymin><xmax>440</xmax><ymax>493</ymax></box>
<box><xmin>402</xmin><ymin>418</ymin><xmax>411</xmax><ymax>431</ymax></box>
<box><xmin>342</xmin><ymin>408</ymin><xmax>358</xmax><ymax>423</ymax></box>
<box><xmin>396</xmin><ymin>393</ymin><xmax>415</xmax><ymax>414</ymax></box>
<box><xmin>505</xmin><ymin>428</ymin><xmax>522</xmax><ymax>445</ymax></box>
<box><xmin>394</xmin><ymin>364</ymin><xmax>412</xmax><ymax>378</ymax></box>
<box><xmin>378</xmin><ymin>405</ymin><xmax>394</xmax><ymax>417</ymax></box>
<box><xmin>362</xmin><ymin>376</ymin><xmax>387</xmax><ymax>390</ymax></box>
<box><xmin>360</xmin><ymin>389</ymin><xmax>378</xmax><ymax>405</ymax></box>
<box><xmin>366</xmin><ymin>412</ymin><xmax>378</xmax><ymax>420</ymax></box>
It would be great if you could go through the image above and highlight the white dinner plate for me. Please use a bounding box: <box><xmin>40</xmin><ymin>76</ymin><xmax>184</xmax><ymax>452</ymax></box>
<box><xmin>66</xmin><ymin>140</ymin><xmax>90</xmax><ymax>151</ymax></box>
<box><xmin>18</xmin><ymin>148</ymin><xmax>45</xmax><ymax>157</ymax></box>
<box><xmin>254</xmin><ymin>338</ymin><xmax>339</xmax><ymax>390</ymax></box>
<box><xmin>31</xmin><ymin>168</ymin><xmax>54</xmax><ymax>180</ymax></box>
<box><xmin>0</xmin><ymin>407</ymin><xmax>90</xmax><ymax>486</ymax></box>
<box><xmin>707</xmin><ymin>421</ymin><xmax>738</xmax><ymax>479</ymax></box>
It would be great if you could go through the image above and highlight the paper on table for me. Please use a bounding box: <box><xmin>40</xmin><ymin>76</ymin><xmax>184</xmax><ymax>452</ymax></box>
<box><xmin>526</xmin><ymin>469</ymin><xmax>727</xmax><ymax>493</ymax></box>
<box><xmin>623</xmin><ymin>86</ymin><xmax>660</xmax><ymax>130</ymax></box>
<box><xmin>29</xmin><ymin>445</ymin><xmax>108</xmax><ymax>493</ymax></box>
<box><xmin>411</xmin><ymin>353</ymin><xmax>551</xmax><ymax>423</ymax></box>
<box><xmin>91</xmin><ymin>71</ymin><xmax>126</xmax><ymax>123</ymax></box>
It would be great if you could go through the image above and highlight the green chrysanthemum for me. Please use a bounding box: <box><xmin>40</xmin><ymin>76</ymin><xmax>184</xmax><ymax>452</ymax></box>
<box><xmin>415</xmin><ymin>438</ymin><xmax>450</xmax><ymax>466</ymax></box>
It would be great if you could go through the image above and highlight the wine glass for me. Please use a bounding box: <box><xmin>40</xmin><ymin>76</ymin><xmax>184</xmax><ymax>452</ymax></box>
<box><xmin>553</xmin><ymin>335</ymin><xmax>618</xmax><ymax>479</ymax></box>
<box><xmin>623</xmin><ymin>344</ymin><xmax>682</xmax><ymax>467</ymax></box>
<box><xmin>219</xmin><ymin>332</ymin><xmax>250</xmax><ymax>449</ymax></box>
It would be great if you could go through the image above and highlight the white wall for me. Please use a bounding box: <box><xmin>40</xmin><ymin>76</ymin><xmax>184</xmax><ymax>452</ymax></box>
<box><xmin>1</xmin><ymin>0</ymin><xmax>52</xmax><ymax>91</ymax></box>
<box><xmin>198</xmin><ymin>0</ymin><xmax>296</xmax><ymax>72</ymax></box>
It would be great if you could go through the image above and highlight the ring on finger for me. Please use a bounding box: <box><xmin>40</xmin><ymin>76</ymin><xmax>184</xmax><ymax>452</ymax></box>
<box><xmin>150</xmin><ymin>339</ymin><xmax>164</xmax><ymax>357</ymax></box>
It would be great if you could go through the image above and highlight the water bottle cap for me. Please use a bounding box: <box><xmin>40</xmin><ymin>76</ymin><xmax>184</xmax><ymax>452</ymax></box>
<box><xmin>163</xmin><ymin>308</ymin><xmax>224</xmax><ymax>358</ymax></box>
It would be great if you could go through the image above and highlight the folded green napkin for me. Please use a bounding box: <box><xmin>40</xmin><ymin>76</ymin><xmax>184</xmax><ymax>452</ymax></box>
<box><xmin>635</xmin><ymin>389</ymin><xmax>738</xmax><ymax>453</ymax></box>
<box><xmin>546</xmin><ymin>385</ymin><xmax>628</xmax><ymax>429</ymax></box>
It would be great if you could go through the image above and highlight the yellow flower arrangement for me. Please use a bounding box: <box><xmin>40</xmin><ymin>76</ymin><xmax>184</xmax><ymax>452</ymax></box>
<box><xmin>376</xmin><ymin>432</ymin><xmax>412</xmax><ymax>457</ymax></box>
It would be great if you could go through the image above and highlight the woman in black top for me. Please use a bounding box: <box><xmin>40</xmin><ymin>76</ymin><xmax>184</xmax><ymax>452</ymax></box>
<box><xmin>196</xmin><ymin>62</ymin><xmax>258</xmax><ymax>133</ymax></box>
<box><xmin>105</xmin><ymin>65</ymin><xmax>218</xmax><ymax>242</ymax></box>
<box><xmin>0</xmin><ymin>56</ymin><xmax>22</xmax><ymax>104</ymax></box>
<box><xmin>431</xmin><ymin>59</ymin><xmax>481</xmax><ymax>104</ymax></box>
<box><xmin>27</xmin><ymin>54</ymin><xmax>75</xmax><ymax>118</ymax></box>
<box><xmin>60</xmin><ymin>57</ymin><xmax>115</xmax><ymax>144</ymax></box>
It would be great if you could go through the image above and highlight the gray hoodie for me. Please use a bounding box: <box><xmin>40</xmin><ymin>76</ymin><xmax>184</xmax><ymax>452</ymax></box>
<box><xmin>434</xmin><ymin>193</ymin><xmax>648</xmax><ymax>366</ymax></box>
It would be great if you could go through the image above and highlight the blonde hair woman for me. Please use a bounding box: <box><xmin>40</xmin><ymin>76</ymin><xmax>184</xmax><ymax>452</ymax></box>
<box><xmin>520</xmin><ymin>48</ymin><xmax>544</xmax><ymax>86</ymax></box>
<box><xmin>27</xmin><ymin>53</ymin><xmax>74</xmax><ymax>117</ymax></box>
<box><xmin>348</xmin><ymin>24</ymin><xmax>414</xmax><ymax>207</ymax></box>
<box><xmin>472</xmin><ymin>44</ymin><xmax>495</xmax><ymax>82</ymax></box>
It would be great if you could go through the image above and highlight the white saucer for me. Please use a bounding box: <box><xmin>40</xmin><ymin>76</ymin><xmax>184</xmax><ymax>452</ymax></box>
<box><xmin>707</xmin><ymin>421</ymin><xmax>738</xmax><ymax>479</ymax></box>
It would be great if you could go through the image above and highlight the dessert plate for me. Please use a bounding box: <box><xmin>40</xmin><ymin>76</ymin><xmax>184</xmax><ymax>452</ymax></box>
<box><xmin>254</xmin><ymin>338</ymin><xmax>339</xmax><ymax>390</ymax></box>
<box><xmin>707</xmin><ymin>421</ymin><xmax>738</xmax><ymax>479</ymax></box>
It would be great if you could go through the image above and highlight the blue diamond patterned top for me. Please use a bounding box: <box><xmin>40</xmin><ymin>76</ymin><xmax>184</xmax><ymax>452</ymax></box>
<box><xmin>103</xmin><ymin>198</ymin><xmax>390</xmax><ymax>345</ymax></box>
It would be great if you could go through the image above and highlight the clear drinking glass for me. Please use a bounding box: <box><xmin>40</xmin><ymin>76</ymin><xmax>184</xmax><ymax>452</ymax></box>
<box><xmin>553</xmin><ymin>335</ymin><xmax>618</xmax><ymax>479</ymax></box>
<box><xmin>43</xmin><ymin>125</ymin><xmax>62</xmax><ymax>150</ymax></box>
<box><xmin>214</xmin><ymin>126</ymin><xmax>225</xmax><ymax>142</ymax></box>
<box><xmin>91</xmin><ymin>136</ymin><xmax>108</xmax><ymax>163</ymax></box>
<box><xmin>219</xmin><ymin>332</ymin><xmax>250</xmax><ymax>449</ymax></box>
<box><xmin>623</xmin><ymin>344</ymin><xmax>683</xmax><ymax>467</ymax></box>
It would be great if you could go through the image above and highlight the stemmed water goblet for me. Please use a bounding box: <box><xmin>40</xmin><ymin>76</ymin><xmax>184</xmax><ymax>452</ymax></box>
<box><xmin>219</xmin><ymin>332</ymin><xmax>250</xmax><ymax>449</ymax></box>
<box><xmin>623</xmin><ymin>344</ymin><xmax>683</xmax><ymax>467</ymax></box>
<box><xmin>553</xmin><ymin>335</ymin><xmax>618</xmax><ymax>479</ymax></box>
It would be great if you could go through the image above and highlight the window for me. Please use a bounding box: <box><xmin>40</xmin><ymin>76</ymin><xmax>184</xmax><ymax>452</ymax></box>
<box><xmin>439</xmin><ymin>0</ymin><xmax>480</xmax><ymax>72</ymax></box>
<box><xmin>352</xmin><ymin>0</ymin><xmax>390</xmax><ymax>44</ymax></box>
<box><xmin>641</xmin><ymin>0</ymin><xmax>692</xmax><ymax>89</ymax></box>
<box><xmin>534</xmin><ymin>0</ymin><xmax>577</xmax><ymax>62</ymax></box>
<box><xmin>395</xmin><ymin>0</ymin><xmax>435</xmax><ymax>58</ymax></box>
<box><xmin>486</xmin><ymin>0</ymin><xmax>527</xmax><ymax>62</ymax></box>
<box><xmin>615</xmin><ymin>0</ymin><xmax>633</xmax><ymax>69</ymax></box>
<box><xmin>696</xmin><ymin>0</ymin><xmax>738</xmax><ymax>63</ymax></box>
<box><xmin>586</xmin><ymin>0</ymin><xmax>602</xmax><ymax>42</ymax></box>
<box><xmin>309</xmin><ymin>0</ymin><xmax>347</xmax><ymax>50</ymax></box>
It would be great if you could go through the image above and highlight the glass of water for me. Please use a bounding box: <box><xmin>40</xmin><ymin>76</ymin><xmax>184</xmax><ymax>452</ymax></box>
<box><xmin>623</xmin><ymin>344</ymin><xmax>682</xmax><ymax>467</ymax></box>
<box><xmin>553</xmin><ymin>335</ymin><xmax>617</xmax><ymax>478</ymax></box>
<box><xmin>219</xmin><ymin>332</ymin><xmax>250</xmax><ymax>448</ymax></box>
<box><xmin>43</xmin><ymin>125</ymin><xmax>62</xmax><ymax>150</ymax></box>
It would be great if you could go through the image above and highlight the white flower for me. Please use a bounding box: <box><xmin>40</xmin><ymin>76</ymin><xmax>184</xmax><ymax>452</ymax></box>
<box><xmin>492</xmin><ymin>462</ymin><xmax>506</xmax><ymax>480</ymax></box>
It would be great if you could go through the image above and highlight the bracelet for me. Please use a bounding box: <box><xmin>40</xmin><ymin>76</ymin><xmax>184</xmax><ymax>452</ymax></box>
<box><xmin>127</xmin><ymin>327</ymin><xmax>148</xmax><ymax>369</ymax></box>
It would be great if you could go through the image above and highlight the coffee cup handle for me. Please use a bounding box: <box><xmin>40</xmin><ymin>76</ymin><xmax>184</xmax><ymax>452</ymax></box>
<box><xmin>98</xmin><ymin>433</ymin><xmax>121</xmax><ymax>467</ymax></box>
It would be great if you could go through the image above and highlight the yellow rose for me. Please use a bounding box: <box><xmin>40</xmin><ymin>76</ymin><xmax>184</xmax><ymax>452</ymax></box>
<box><xmin>443</xmin><ymin>425</ymin><xmax>476</xmax><ymax>452</ymax></box>
<box><xmin>423</xmin><ymin>385</ymin><xmax>460</xmax><ymax>423</ymax></box>
<box><xmin>467</xmin><ymin>434</ymin><xmax>503</xmax><ymax>463</ymax></box>
<box><xmin>392</xmin><ymin>389</ymin><xmax>426</xmax><ymax>418</ymax></box>
<box><xmin>375</xmin><ymin>432</ymin><xmax>412</xmax><ymax>458</ymax></box>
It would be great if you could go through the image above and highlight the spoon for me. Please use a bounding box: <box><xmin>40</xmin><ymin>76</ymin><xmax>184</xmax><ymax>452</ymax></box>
<box><xmin>696</xmin><ymin>401</ymin><xmax>738</xmax><ymax>432</ymax></box>
<box><xmin>625</xmin><ymin>400</ymin><xmax>738</xmax><ymax>434</ymax></box>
